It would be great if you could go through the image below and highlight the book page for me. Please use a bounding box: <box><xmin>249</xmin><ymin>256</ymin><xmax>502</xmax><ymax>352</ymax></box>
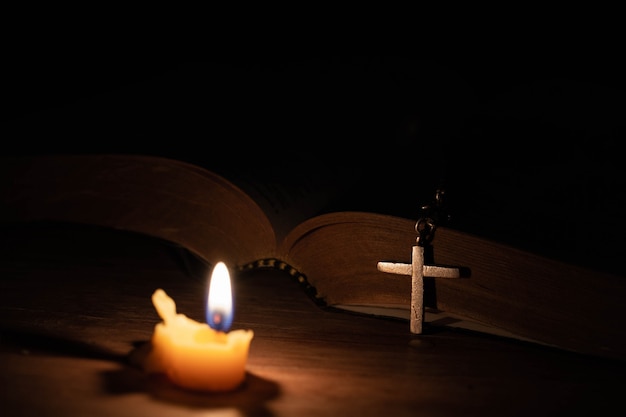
<box><xmin>279</xmin><ymin>211</ymin><xmax>416</xmax><ymax>308</ymax></box>
<box><xmin>279</xmin><ymin>210</ymin><xmax>626</xmax><ymax>361</ymax></box>
<box><xmin>0</xmin><ymin>154</ymin><xmax>277</xmax><ymax>267</ymax></box>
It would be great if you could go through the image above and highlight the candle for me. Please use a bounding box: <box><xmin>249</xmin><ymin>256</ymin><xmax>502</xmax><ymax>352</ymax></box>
<box><xmin>143</xmin><ymin>262</ymin><xmax>254</xmax><ymax>392</ymax></box>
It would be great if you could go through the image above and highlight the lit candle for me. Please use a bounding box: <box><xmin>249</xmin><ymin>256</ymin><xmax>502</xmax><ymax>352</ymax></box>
<box><xmin>143</xmin><ymin>262</ymin><xmax>254</xmax><ymax>392</ymax></box>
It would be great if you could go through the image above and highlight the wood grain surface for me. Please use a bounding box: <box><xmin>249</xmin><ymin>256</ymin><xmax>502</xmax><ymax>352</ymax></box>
<box><xmin>1</xmin><ymin>222</ymin><xmax>624</xmax><ymax>417</ymax></box>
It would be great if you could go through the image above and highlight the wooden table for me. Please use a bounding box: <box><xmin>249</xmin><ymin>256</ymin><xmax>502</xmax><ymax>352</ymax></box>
<box><xmin>1</xmin><ymin>222</ymin><xmax>624</xmax><ymax>417</ymax></box>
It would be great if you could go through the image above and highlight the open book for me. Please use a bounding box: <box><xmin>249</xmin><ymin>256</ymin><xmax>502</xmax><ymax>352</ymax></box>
<box><xmin>1</xmin><ymin>154</ymin><xmax>625</xmax><ymax>361</ymax></box>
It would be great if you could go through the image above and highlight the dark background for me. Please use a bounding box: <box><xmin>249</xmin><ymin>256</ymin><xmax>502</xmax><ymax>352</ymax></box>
<box><xmin>2</xmin><ymin>55</ymin><xmax>625</xmax><ymax>274</ymax></box>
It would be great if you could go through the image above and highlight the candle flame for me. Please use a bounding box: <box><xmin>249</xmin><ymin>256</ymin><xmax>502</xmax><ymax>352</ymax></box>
<box><xmin>206</xmin><ymin>261</ymin><xmax>233</xmax><ymax>332</ymax></box>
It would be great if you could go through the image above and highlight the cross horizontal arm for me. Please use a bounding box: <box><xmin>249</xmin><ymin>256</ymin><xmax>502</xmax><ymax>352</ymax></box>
<box><xmin>377</xmin><ymin>261</ymin><xmax>411</xmax><ymax>275</ymax></box>
<box><xmin>423</xmin><ymin>265</ymin><xmax>460</xmax><ymax>278</ymax></box>
<box><xmin>377</xmin><ymin>262</ymin><xmax>460</xmax><ymax>278</ymax></box>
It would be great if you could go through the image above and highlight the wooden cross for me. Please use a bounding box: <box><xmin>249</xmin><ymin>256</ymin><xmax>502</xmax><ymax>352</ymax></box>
<box><xmin>377</xmin><ymin>245</ymin><xmax>461</xmax><ymax>334</ymax></box>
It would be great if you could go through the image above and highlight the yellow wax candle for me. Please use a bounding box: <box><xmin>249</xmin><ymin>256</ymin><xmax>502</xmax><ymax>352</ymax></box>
<box><xmin>143</xmin><ymin>262</ymin><xmax>254</xmax><ymax>392</ymax></box>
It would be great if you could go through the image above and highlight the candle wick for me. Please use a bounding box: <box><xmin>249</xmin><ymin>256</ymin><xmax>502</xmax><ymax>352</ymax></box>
<box><xmin>211</xmin><ymin>312</ymin><xmax>226</xmax><ymax>331</ymax></box>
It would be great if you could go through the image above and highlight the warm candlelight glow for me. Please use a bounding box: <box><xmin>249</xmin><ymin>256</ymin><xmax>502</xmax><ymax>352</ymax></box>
<box><xmin>207</xmin><ymin>261</ymin><xmax>233</xmax><ymax>332</ymax></box>
<box><xmin>141</xmin><ymin>262</ymin><xmax>253</xmax><ymax>392</ymax></box>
